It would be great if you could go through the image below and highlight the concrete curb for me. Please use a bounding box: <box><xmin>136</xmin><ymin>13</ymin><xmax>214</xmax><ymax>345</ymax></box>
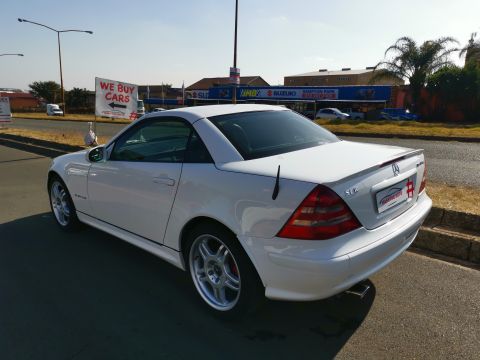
<box><xmin>414</xmin><ymin>207</ymin><xmax>480</xmax><ymax>264</ymax></box>
<box><xmin>423</xmin><ymin>207</ymin><xmax>480</xmax><ymax>233</ymax></box>
<box><xmin>334</xmin><ymin>131</ymin><xmax>480</xmax><ymax>143</ymax></box>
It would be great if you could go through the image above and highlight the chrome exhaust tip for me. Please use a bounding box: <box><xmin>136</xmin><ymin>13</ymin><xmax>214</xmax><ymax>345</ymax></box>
<box><xmin>345</xmin><ymin>281</ymin><xmax>371</xmax><ymax>299</ymax></box>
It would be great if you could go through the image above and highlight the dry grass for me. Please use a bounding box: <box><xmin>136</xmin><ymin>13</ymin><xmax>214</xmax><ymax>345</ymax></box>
<box><xmin>15</xmin><ymin>113</ymin><xmax>480</xmax><ymax>139</ymax></box>
<box><xmin>13</xmin><ymin>112</ymin><xmax>130</xmax><ymax>124</ymax></box>
<box><xmin>315</xmin><ymin>119</ymin><xmax>480</xmax><ymax>139</ymax></box>
<box><xmin>427</xmin><ymin>182</ymin><xmax>480</xmax><ymax>215</ymax></box>
<box><xmin>0</xmin><ymin>128</ymin><xmax>111</xmax><ymax>147</ymax></box>
<box><xmin>1</xmin><ymin>128</ymin><xmax>478</xmax><ymax>215</ymax></box>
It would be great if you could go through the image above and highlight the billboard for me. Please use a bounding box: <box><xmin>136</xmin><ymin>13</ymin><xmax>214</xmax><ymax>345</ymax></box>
<box><xmin>95</xmin><ymin>77</ymin><xmax>138</xmax><ymax>120</ymax></box>
<box><xmin>208</xmin><ymin>85</ymin><xmax>391</xmax><ymax>102</ymax></box>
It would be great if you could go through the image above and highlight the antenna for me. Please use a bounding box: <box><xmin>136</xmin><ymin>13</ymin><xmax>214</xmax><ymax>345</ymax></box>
<box><xmin>272</xmin><ymin>165</ymin><xmax>280</xmax><ymax>200</ymax></box>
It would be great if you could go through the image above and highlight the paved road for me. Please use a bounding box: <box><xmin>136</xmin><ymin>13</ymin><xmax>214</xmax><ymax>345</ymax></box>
<box><xmin>1</xmin><ymin>144</ymin><xmax>479</xmax><ymax>360</ymax></box>
<box><xmin>7</xmin><ymin>118</ymin><xmax>480</xmax><ymax>187</ymax></box>
<box><xmin>343</xmin><ymin>136</ymin><xmax>480</xmax><ymax>188</ymax></box>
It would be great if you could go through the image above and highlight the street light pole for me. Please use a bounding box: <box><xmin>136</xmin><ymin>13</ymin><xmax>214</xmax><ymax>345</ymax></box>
<box><xmin>0</xmin><ymin>53</ymin><xmax>24</xmax><ymax>57</ymax></box>
<box><xmin>18</xmin><ymin>18</ymin><xmax>93</xmax><ymax>116</ymax></box>
<box><xmin>57</xmin><ymin>32</ymin><xmax>64</xmax><ymax>112</ymax></box>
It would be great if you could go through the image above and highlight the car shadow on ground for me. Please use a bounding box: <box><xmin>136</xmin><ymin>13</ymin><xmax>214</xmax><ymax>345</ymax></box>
<box><xmin>0</xmin><ymin>133</ymin><xmax>83</xmax><ymax>158</ymax></box>
<box><xmin>0</xmin><ymin>213</ymin><xmax>375</xmax><ymax>360</ymax></box>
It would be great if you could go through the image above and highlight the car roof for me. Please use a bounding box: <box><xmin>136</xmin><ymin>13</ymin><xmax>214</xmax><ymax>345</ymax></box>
<box><xmin>142</xmin><ymin>104</ymin><xmax>288</xmax><ymax>123</ymax></box>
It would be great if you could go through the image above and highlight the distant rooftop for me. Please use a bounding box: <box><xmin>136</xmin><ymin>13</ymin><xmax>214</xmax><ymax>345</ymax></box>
<box><xmin>0</xmin><ymin>88</ymin><xmax>23</xmax><ymax>93</ymax></box>
<box><xmin>286</xmin><ymin>67</ymin><xmax>377</xmax><ymax>77</ymax></box>
<box><xmin>186</xmin><ymin>76</ymin><xmax>269</xmax><ymax>90</ymax></box>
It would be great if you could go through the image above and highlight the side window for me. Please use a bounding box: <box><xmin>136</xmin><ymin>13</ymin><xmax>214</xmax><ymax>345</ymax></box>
<box><xmin>184</xmin><ymin>131</ymin><xmax>213</xmax><ymax>163</ymax></box>
<box><xmin>110</xmin><ymin>118</ymin><xmax>191</xmax><ymax>163</ymax></box>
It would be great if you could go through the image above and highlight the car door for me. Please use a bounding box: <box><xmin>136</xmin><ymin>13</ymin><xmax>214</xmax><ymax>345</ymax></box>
<box><xmin>324</xmin><ymin>109</ymin><xmax>336</xmax><ymax>119</ymax></box>
<box><xmin>318</xmin><ymin>109</ymin><xmax>332</xmax><ymax>119</ymax></box>
<box><xmin>86</xmin><ymin>117</ymin><xmax>192</xmax><ymax>243</ymax></box>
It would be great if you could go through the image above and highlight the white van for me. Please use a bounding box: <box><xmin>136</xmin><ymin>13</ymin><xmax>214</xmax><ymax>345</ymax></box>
<box><xmin>136</xmin><ymin>99</ymin><xmax>145</xmax><ymax>118</ymax></box>
<box><xmin>46</xmin><ymin>104</ymin><xmax>64</xmax><ymax>116</ymax></box>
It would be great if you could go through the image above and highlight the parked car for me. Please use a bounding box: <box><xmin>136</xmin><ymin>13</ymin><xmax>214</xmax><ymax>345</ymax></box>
<box><xmin>380</xmin><ymin>108</ymin><xmax>419</xmax><ymax>121</ymax></box>
<box><xmin>46</xmin><ymin>104</ymin><xmax>64</xmax><ymax>116</ymax></box>
<box><xmin>316</xmin><ymin>107</ymin><xmax>350</xmax><ymax>120</ymax></box>
<box><xmin>47</xmin><ymin>104</ymin><xmax>431</xmax><ymax>316</ymax></box>
<box><xmin>343</xmin><ymin>108</ymin><xmax>365</xmax><ymax>120</ymax></box>
<box><xmin>151</xmin><ymin>107</ymin><xmax>166</xmax><ymax>113</ymax></box>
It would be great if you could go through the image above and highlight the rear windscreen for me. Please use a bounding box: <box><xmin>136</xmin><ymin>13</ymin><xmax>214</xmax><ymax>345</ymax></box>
<box><xmin>208</xmin><ymin>110</ymin><xmax>339</xmax><ymax>160</ymax></box>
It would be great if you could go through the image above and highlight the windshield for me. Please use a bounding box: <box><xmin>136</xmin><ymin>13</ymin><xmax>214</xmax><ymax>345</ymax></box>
<box><xmin>208</xmin><ymin>110</ymin><xmax>338</xmax><ymax>160</ymax></box>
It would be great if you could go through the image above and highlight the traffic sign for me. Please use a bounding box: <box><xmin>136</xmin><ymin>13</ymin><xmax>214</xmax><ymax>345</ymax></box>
<box><xmin>95</xmin><ymin>77</ymin><xmax>139</xmax><ymax>120</ymax></box>
<box><xmin>229</xmin><ymin>67</ymin><xmax>240</xmax><ymax>85</ymax></box>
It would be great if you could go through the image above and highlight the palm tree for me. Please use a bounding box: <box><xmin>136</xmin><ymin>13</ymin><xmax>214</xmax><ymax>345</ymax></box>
<box><xmin>460</xmin><ymin>32</ymin><xmax>480</xmax><ymax>66</ymax></box>
<box><xmin>372</xmin><ymin>36</ymin><xmax>458</xmax><ymax>110</ymax></box>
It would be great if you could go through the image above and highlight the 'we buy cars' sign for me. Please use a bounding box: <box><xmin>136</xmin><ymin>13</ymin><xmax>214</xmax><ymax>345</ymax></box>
<box><xmin>95</xmin><ymin>77</ymin><xmax>138</xmax><ymax>120</ymax></box>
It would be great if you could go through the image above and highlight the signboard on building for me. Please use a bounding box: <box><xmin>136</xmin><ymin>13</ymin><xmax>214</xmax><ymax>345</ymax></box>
<box><xmin>209</xmin><ymin>85</ymin><xmax>391</xmax><ymax>102</ymax></box>
<box><xmin>95</xmin><ymin>77</ymin><xmax>138</xmax><ymax>120</ymax></box>
<box><xmin>238</xmin><ymin>88</ymin><xmax>339</xmax><ymax>100</ymax></box>
<box><xmin>0</xmin><ymin>97</ymin><xmax>12</xmax><ymax>124</ymax></box>
<box><xmin>229</xmin><ymin>67</ymin><xmax>240</xmax><ymax>85</ymax></box>
<box><xmin>186</xmin><ymin>90</ymin><xmax>210</xmax><ymax>100</ymax></box>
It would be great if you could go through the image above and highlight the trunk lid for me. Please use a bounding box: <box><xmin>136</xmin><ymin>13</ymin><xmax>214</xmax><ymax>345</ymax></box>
<box><xmin>218</xmin><ymin>140</ymin><xmax>426</xmax><ymax>230</ymax></box>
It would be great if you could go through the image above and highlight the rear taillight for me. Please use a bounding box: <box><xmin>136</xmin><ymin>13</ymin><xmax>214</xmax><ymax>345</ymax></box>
<box><xmin>419</xmin><ymin>161</ymin><xmax>427</xmax><ymax>193</ymax></box>
<box><xmin>277</xmin><ymin>185</ymin><xmax>361</xmax><ymax>240</ymax></box>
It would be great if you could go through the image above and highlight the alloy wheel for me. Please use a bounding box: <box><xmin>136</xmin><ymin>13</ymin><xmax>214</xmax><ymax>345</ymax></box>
<box><xmin>50</xmin><ymin>180</ymin><xmax>71</xmax><ymax>227</ymax></box>
<box><xmin>189</xmin><ymin>234</ymin><xmax>241</xmax><ymax>311</ymax></box>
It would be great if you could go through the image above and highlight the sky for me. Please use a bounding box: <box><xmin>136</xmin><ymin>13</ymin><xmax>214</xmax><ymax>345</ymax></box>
<box><xmin>1</xmin><ymin>0</ymin><xmax>479</xmax><ymax>91</ymax></box>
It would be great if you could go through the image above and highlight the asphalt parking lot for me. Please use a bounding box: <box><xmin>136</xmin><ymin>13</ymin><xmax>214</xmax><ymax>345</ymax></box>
<box><xmin>1</xmin><ymin>144</ymin><xmax>480</xmax><ymax>360</ymax></box>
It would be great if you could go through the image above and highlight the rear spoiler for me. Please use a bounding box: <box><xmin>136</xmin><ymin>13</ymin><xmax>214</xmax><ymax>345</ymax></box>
<box><xmin>329</xmin><ymin>149</ymin><xmax>424</xmax><ymax>185</ymax></box>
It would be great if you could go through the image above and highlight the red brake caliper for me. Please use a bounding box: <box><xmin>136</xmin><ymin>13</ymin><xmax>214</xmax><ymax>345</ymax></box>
<box><xmin>230</xmin><ymin>259</ymin><xmax>238</xmax><ymax>277</ymax></box>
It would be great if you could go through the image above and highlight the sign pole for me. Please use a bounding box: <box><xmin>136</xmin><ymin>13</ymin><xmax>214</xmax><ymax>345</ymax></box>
<box><xmin>232</xmin><ymin>0</ymin><xmax>238</xmax><ymax>104</ymax></box>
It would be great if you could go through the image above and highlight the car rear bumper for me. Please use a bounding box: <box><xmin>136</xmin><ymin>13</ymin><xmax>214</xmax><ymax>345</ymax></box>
<box><xmin>238</xmin><ymin>193</ymin><xmax>432</xmax><ymax>301</ymax></box>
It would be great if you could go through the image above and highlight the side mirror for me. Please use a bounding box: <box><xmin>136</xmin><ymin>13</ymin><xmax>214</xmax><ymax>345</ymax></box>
<box><xmin>87</xmin><ymin>146</ymin><xmax>105</xmax><ymax>163</ymax></box>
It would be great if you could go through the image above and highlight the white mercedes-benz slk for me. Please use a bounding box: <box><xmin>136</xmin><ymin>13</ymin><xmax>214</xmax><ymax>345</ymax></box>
<box><xmin>48</xmin><ymin>104</ymin><xmax>431</xmax><ymax>315</ymax></box>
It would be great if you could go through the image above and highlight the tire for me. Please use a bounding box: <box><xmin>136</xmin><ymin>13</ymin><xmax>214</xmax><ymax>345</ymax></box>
<box><xmin>185</xmin><ymin>222</ymin><xmax>264</xmax><ymax>318</ymax></box>
<box><xmin>48</xmin><ymin>175</ymin><xmax>81</xmax><ymax>232</ymax></box>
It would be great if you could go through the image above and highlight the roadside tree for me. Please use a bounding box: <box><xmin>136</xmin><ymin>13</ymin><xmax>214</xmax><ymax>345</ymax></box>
<box><xmin>460</xmin><ymin>32</ymin><xmax>480</xmax><ymax>67</ymax></box>
<box><xmin>66</xmin><ymin>87</ymin><xmax>91</xmax><ymax>111</ymax></box>
<box><xmin>427</xmin><ymin>63</ymin><xmax>480</xmax><ymax>121</ymax></box>
<box><xmin>28</xmin><ymin>81</ymin><xmax>61</xmax><ymax>104</ymax></box>
<box><xmin>372</xmin><ymin>36</ymin><xmax>458</xmax><ymax>111</ymax></box>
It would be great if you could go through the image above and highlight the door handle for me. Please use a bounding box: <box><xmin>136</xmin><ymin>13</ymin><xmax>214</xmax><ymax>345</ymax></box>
<box><xmin>152</xmin><ymin>177</ymin><xmax>175</xmax><ymax>186</ymax></box>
